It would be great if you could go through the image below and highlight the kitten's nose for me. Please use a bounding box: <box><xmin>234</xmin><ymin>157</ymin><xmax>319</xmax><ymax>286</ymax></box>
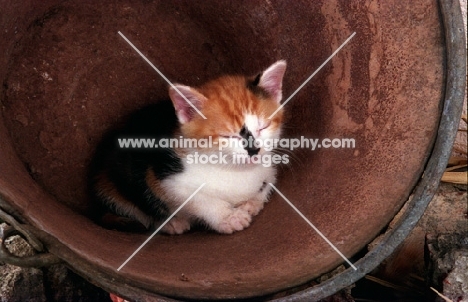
<box><xmin>239</xmin><ymin>125</ymin><xmax>260</xmax><ymax>157</ymax></box>
<box><xmin>246</xmin><ymin>147</ymin><xmax>260</xmax><ymax>156</ymax></box>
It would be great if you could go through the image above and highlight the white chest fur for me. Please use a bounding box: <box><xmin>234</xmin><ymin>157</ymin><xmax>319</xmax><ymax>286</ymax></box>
<box><xmin>163</xmin><ymin>162</ymin><xmax>276</xmax><ymax>206</ymax></box>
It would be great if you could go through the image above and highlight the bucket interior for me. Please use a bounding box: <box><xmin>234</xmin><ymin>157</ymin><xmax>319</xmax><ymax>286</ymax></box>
<box><xmin>0</xmin><ymin>0</ymin><xmax>445</xmax><ymax>299</ymax></box>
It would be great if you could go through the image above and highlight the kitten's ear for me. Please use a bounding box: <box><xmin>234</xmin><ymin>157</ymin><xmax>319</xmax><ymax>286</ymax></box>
<box><xmin>169</xmin><ymin>84</ymin><xmax>207</xmax><ymax>124</ymax></box>
<box><xmin>258</xmin><ymin>60</ymin><xmax>287</xmax><ymax>103</ymax></box>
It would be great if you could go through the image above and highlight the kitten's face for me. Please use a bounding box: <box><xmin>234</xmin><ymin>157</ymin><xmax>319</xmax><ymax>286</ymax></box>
<box><xmin>169</xmin><ymin>60</ymin><xmax>286</xmax><ymax>163</ymax></box>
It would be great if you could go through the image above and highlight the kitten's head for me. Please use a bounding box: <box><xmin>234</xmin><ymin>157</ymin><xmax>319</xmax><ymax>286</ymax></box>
<box><xmin>169</xmin><ymin>60</ymin><xmax>286</xmax><ymax>163</ymax></box>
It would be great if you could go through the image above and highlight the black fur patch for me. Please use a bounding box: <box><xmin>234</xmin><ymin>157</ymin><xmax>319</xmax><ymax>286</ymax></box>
<box><xmin>239</xmin><ymin>124</ymin><xmax>260</xmax><ymax>156</ymax></box>
<box><xmin>252</xmin><ymin>73</ymin><xmax>261</xmax><ymax>86</ymax></box>
<box><xmin>246</xmin><ymin>74</ymin><xmax>269</xmax><ymax>99</ymax></box>
<box><xmin>89</xmin><ymin>100</ymin><xmax>183</xmax><ymax>228</ymax></box>
<box><xmin>259</xmin><ymin>181</ymin><xmax>267</xmax><ymax>192</ymax></box>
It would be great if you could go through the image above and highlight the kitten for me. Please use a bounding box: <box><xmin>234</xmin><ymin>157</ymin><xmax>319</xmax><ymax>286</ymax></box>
<box><xmin>89</xmin><ymin>60</ymin><xmax>287</xmax><ymax>234</ymax></box>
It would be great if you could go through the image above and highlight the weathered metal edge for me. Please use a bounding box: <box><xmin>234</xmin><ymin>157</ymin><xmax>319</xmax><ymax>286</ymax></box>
<box><xmin>275</xmin><ymin>0</ymin><xmax>467</xmax><ymax>300</ymax></box>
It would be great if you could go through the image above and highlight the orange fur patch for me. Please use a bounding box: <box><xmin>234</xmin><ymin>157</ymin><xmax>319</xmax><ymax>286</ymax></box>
<box><xmin>94</xmin><ymin>171</ymin><xmax>152</xmax><ymax>228</ymax></box>
<box><xmin>181</xmin><ymin>75</ymin><xmax>284</xmax><ymax>145</ymax></box>
<box><xmin>145</xmin><ymin>168</ymin><xmax>170</xmax><ymax>203</ymax></box>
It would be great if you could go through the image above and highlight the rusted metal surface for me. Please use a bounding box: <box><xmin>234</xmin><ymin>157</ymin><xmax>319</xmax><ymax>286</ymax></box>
<box><xmin>0</xmin><ymin>208</ymin><xmax>61</xmax><ymax>267</ymax></box>
<box><xmin>0</xmin><ymin>0</ymin><xmax>465</xmax><ymax>300</ymax></box>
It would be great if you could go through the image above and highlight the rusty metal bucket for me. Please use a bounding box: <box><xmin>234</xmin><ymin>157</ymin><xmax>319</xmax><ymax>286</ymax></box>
<box><xmin>0</xmin><ymin>0</ymin><xmax>465</xmax><ymax>300</ymax></box>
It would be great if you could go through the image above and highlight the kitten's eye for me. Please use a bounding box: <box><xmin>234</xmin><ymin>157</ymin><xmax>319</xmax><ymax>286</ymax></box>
<box><xmin>220</xmin><ymin>134</ymin><xmax>241</xmax><ymax>140</ymax></box>
<box><xmin>259</xmin><ymin>121</ymin><xmax>271</xmax><ymax>131</ymax></box>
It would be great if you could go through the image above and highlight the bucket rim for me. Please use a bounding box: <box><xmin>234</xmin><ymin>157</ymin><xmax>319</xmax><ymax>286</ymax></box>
<box><xmin>275</xmin><ymin>0</ymin><xmax>467</xmax><ymax>300</ymax></box>
<box><xmin>0</xmin><ymin>0</ymin><xmax>465</xmax><ymax>300</ymax></box>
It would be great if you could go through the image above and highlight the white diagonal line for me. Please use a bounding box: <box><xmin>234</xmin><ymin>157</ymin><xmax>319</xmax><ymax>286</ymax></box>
<box><xmin>118</xmin><ymin>31</ymin><xmax>207</xmax><ymax>120</ymax></box>
<box><xmin>268</xmin><ymin>32</ymin><xmax>356</xmax><ymax>119</ymax></box>
<box><xmin>117</xmin><ymin>183</ymin><xmax>206</xmax><ymax>271</ymax></box>
<box><xmin>269</xmin><ymin>183</ymin><xmax>357</xmax><ymax>270</ymax></box>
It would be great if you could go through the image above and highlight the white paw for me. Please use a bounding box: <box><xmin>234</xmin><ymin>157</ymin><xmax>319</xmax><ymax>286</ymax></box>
<box><xmin>237</xmin><ymin>200</ymin><xmax>264</xmax><ymax>216</ymax></box>
<box><xmin>216</xmin><ymin>209</ymin><xmax>252</xmax><ymax>234</ymax></box>
<box><xmin>161</xmin><ymin>216</ymin><xmax>191</xmax><ymax>235</ymax></box>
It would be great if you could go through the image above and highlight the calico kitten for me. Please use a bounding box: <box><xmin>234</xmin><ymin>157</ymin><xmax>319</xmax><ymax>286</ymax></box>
<box><xmin>89</xmin><ymin>60</ymin><xmax>287</xmax><ymax>234</ymax></box>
